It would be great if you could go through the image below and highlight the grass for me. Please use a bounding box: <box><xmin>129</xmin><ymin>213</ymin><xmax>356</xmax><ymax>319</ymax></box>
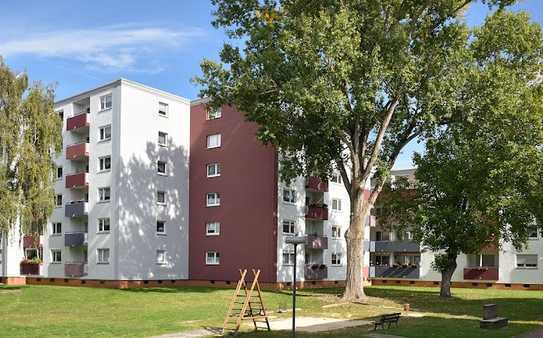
<box><xmin>1</xmin><ymin>284</ymin><xmax>542</xmax><ymax>337</ymax></box>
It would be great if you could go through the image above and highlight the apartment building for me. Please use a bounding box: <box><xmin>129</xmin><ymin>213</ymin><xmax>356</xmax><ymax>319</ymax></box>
<box><xmin>18</xmin><ymin>79</ymin><xmax>192</xmax><ymax>281</ymax></box>
<box><xmin>370</xmin><ymin>169</ymin><xmax>543</xmax><ymax>287</ymax></box>
<box><xmin>189</xmin><ymin>99</ymin><xmax>364</xmax><ymax>284</ymax></box>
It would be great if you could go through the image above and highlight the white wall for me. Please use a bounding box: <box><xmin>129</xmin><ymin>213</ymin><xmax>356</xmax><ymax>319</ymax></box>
<box><xmin>499</xmin><ymin>239</ymin><xmax>543</xmax><ymax>284</ymax></box>
<box><xmin>0</xmin><ymin>222</ymin><xmax>24</xmax><ymax>277</ymax></box>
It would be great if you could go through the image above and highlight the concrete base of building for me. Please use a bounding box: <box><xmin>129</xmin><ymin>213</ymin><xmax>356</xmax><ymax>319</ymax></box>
<box><xmin>0</xmin><ymin>276</ymin><xmax>27</xmax><ymax>285</ymax></box>
<box><xmin>371</xmin><ymin>278</ymin><xmax>543</xmax><ymax>291</ymax></box>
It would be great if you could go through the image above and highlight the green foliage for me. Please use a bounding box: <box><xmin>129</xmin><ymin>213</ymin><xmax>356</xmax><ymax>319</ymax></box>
<box><xmin>381</xmin><ymin>11</ymin><xmax>543</xmax><ymax>260</ymax></box>
<box><xmin>0</xmin><ymin>58</ymin><xmax>61</xmax><ymax>233</ymax></box>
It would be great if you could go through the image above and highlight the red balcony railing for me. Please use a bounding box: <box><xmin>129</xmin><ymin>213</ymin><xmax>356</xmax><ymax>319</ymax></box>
<box><xmin>305</xmin><ymin>235</ymin><xmax>328</xmax><ymax>249</ymax></box>
<box><xmin>306</xmin><ymin>204</ymin><xmax>329</xmax><ymax>220</ymax></box>
<box><xmin>23</xmin><ymin>235</ymin><xmax>41</xmax><ymax>249</ymax></box>
<box><xmin>65</xmin><ymin>173</ymin><xmax>89</xmax><ymax>189</ymax></box>
<box><xmin>66</xmin><ymin>113</ymin><xmax>89</xmax><ymax>131</ymax></box>
<box><xmin>305</xmin><ymin>264</ymin><xmax>328</xmax><ymax>280</ymax></box>
<box><xmin>66</xmin><ymin>143</ymin><xmax>89</xmax><ymax>160</ymax></box>
<box><xmin>306</xmin><ymin>177</ymin><xmax>328</xmax><ymax>192</ymax></box>
<box><xmin>20</xmin><ymin>262</ymin><xmax>40</xmax><ymax>275</ymax></box>
<box><xmin>464</xmin><ymin>267</ymin><xmax>499</xmax><ymax>281</ymax></box>
<box><xmin>65</xmin><ymin>262</ymin><xmax>86</xmax><ymax>277</ymax></box>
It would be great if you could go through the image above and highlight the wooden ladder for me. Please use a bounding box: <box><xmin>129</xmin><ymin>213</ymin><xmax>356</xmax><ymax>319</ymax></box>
<box><xmin>223</xmin><ymin>269</ymin><xmax>271</xmax><ymax>334</ymax></box>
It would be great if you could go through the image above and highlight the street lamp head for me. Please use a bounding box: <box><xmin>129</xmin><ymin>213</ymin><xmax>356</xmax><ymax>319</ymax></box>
<box><xmin>285</xmin><ymin>235</ymin><xmax>306</xmax><ymax>245</ymax></box>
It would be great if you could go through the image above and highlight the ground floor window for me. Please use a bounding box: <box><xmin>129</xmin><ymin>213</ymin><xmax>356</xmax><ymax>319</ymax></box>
<box><xmin>156</xmin><ymin>250</ymin><xmax>167</xmax><ymax>264</ymax></box>
<box><xmin>331</xmin><ymin>253</ymin><xmax>342</xmax><ymax>265</ymax></box>
<box><xmin>282</xmin><ymin>248</ymin><xmax>295</xmax><ymax>265</ymax></box>
<box><xmin>206</xmin><ymin>251</ymin><xmax>220</xmax><ymax>265</ymax></box>
<box><xmin>97</xmin><ymin>248</ymin><xmax>110</xmax><ymax>264</ymax></box>
<box><xmin>517</xmin><ymin>254</ymin><xmax>538</xmax><ymax>269</ymax></box>
<box><xmin>51</xmin><ymin>250</ymin><xmax>62</xmax><ymax>263</ymax></box>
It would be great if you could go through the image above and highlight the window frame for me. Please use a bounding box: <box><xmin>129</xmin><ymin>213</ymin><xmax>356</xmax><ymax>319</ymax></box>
<box><xmin>156</xmin><ymin>190</ymin><xmax>166</xmax><ymax>205</ymax></box>
<box><xmin>55</xmin><ymin>194</ymin><xmax>63</xmax><ymax>207</ymax></box>
<box><xmin>156</xmin><ymin>250</ymin><xmax>167</xmax><ymax>264</ymax></box>
<box><xmin>100</xmin><ymin>94</ymin><xmax>112</xmax><ymax>111</ymax></box>
<box><xmin>98</xmin><ymin>124</ymin><xmax>112</xmax><ymax>142</ymax></box>
<box><xmin>331</xmin><ymin>198</ymin><xmax>342</xmax><ymax>212</ymax></box>
<box><xmin>282</xmin><ymin>188</ymin><xmax>296</xmax><ymax>204</ymax></box>
<box><xmin>56</xmin><ymin>166</ymin><xmax>63</xmax><ymax>180</ymax></box>
<box><xmin>158</xmin><ymin>131</ymin><xmax>168</xmax><ymax>146</ymax></box>
<box><xmin>97</xmin><ymin>248</ymin><xmax>110</xmax><ymax>264</ymax></box>
<box><xmin>156</xmin><ymin>220</ymin><xmax>166</xmax><ymax>235</ymax></box>
<box><xmin>206</xmin><ymin>163</ymin><xmax>221</xmax><ymax>178</ymax></box>
<box><xmin>206</xmin><ymin>192</ymin><xmax>221</xmax><ymax>207</ymax></box>
<box><xmin>206</xmin><ymin>107</ymin><xmax>222</xmax><ymax>120</ymax></box>
<box><xmin>52</xmin><ymin>222</ymin><xmax>62</xmax><ymax>235</ymax></box>
<box><xmin>206</xmin><ymin>222</ymin><xmax>220</xmax><ymax>236</ymax></box>
<box><xmin>51</xmin><ymin>249</ymin><xmax>62</xmax><ymax>264</ymax></box>
<box><xmin>282</xmin><ymin>249</ymin><xmax>295</xmax><ymax>266</ymax></box>
<box><xmin>331</xmin><ymin>252</ymin><xmax>342</xmax><ymax>265</ymax></box>
<box><xmin>97</xmin><ymin>218</ymin><xmax>110</xmax><ymax>233</ymax></box>
<box><xmin>331</xmin><ymin>226</ymin><xmax>341</xmax><ymax>239</ymax></box>
<box><xmin>206</xmin><ymin>134</ymin><xmax>222</xmax><ymax>149</ymax></box>
<box><xmin>98</xmin><ymin>155</ymin><xmax>111</xmax><ymax>172</ymax></box>
<box><xmin>331</xmin><ymin>172</ymin><xmax>342</xmax><ymax>184</ymax></box>
<box><xmin>157</xmin><ymin>160</ymin><xmax>167</xmax><ymax>175</ymax></box>
<box><xmin>517</xmin><ymin>254</ymin><xmax>538</xmax><ymax>269</ymax></box>
<box><xmin>158</xmin><ymin>102</ymin><xmax>169</xmax><ymax>117</ymax></box>
<box><xmin>282</xmin><ymin>220</ymin><xmax>295</xmax><ymax>235</ymax></box>
<box><xmin>206</xmin><ymin>251</ymin><xmax>220</xmax><ymax>265</ymax></box>
<box><xmin>98</xmin><ymin>187</ymin><xmax>111</xmax><ymax>202</ymax></box>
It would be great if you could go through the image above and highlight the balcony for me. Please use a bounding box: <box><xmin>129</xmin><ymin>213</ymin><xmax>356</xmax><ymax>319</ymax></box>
<box><xmin>65</xmin><ymin>173</ymin><xmax>89</xmax><ymax>189</ymax></box>
<box><xmin>65</xmin><ymin>232</ymin><xmax>88</xmax><ymax>247</ymax></box>
<box><xmin>66</xmin><ymin>143</ymin><xmax>89</xmax><ymax>160</ymax></box>
<box><xmin>371</xmin><ymin>240</ymin><xmax>420</xmax><ymax>253</ymax></box>
<box><xmin>65</xmin><ymin>201</ymin><xmax>89</xmax><ymax>218</ymax></box>
<box><xmin>66</xmin><ymin>113</ymin><xmax>89</xmax><ymax>131</ymax></box>
<box><xmin>20</xmin><ymin>262</ymin><xmax>40</xmax><ymax>275</ymax></box>
<box><xmin>306</xmin><ymin>177</ymin><xmax>328</xmax><ymax>192</ymax></box>
<box><xmin>23</xmin><ymin>235</ymin><xmax>41</xmax><ymax>249</ymax></box>
<box><xmin>65</xmin><ymin>262</ymin><xmax>87</xmax><ymax>277</ymax></box>
<box><xmin>305</xmin><ymin>264</ymin><xmax>328</xmax><ymax>280</ymax></box>
<box><xmin>464</xmin><ymin>267</ymin><xmax>499</xmax><ymax>281</ymax></box>
<box><xmin>306</xmin><ymin>204</ymin><xmax>328</xmax><ymax>220</ymax></box>
<box><xmin>370</xmin><ymin>265</ymin><xmax>420</xmax><ymax>279</ymax></box>
<box><xmin>305</xmin><ymin>235</ymin><xmax>328</xmax><ymax>250</ymax></box>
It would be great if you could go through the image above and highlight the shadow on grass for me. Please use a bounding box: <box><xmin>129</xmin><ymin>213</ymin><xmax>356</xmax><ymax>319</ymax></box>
<box><xmin>0</xmin><ymin>285</ymin><xmax>25</xmax><ymax>291</ymax></box>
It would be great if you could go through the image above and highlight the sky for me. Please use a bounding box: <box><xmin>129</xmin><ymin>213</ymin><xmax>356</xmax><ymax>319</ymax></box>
<box><xmin>1</xmin><ymin>0</ymin><xmax>542</xmax><ymax>169</ymax></box>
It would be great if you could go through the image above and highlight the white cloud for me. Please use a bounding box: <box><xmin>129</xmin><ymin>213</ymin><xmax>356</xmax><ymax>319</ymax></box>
<box><xmin>0</xmin><ymin>25</ymin><xmax>204</xmax><ymax>72</ymax></box>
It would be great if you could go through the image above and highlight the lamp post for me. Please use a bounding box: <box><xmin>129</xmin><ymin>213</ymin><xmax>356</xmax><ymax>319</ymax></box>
<box><xmin>285</xmin><ymin>234</ymin><xmax>306</xmax><ymax>338</ymax></box>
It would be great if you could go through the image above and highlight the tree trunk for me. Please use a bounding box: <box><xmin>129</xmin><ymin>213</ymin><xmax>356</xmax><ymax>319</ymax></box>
<box><xmin>343</xmin><ymin>188</ymin><xmax>370</xmax><ymax>301</ymax></box>
<box><xmin>439</xmin><ymin>254</ymin><xmax>458</xmax><ymax>298</ymax></box>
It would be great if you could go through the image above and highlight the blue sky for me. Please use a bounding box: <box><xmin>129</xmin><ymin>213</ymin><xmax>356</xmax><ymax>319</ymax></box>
<box><xmin>1</xmin><ymin>0</ymin><xmax>542</xmax><ymax>169</ymax></box>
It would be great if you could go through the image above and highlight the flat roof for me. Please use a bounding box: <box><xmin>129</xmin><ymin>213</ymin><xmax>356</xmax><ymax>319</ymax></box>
<box><xmin>54</xmin><ymin>78</ymin><xmax>191</xmax><ymax>106</ymax></box>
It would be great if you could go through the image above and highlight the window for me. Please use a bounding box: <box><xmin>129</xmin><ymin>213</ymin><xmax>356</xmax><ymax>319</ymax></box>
<box><xmin>332</xmin><ymin>198</ymin><xmax>342</xmax><ymax>211</ymax></box>
<box><xmin>158</xmin><ymin>131</ymin><xmax>168</xmax><ymax>146</ymax></box>
<box><xmin>156</xmin><ymin>221</ymin><xmax>166</xmax><ymax>234</ymax></box>
<box><xmin>206</xmin><ymin>163</ymin><xmax>221</xmax><ymax>177</ymax></box>
<box><xmin>158</xmin><ymin>102</ymin><xmax>169</xmax><ymax>116</ymax></box>
<box><xmin>52</xmin><ymin>222</ymin><xmax>62</xmax><ymax>235</ymax></box>
<box><xmin>157</xmin><ymin>250</ymin><xmax>167</xmax><ymax>264</ymax></box>
<box><xmin>57</xmin><ymin>110</ymin><xmax>64</xmax><ymax>121</ymax></box>
<box><xmin>331</xmin><ymin>253</ymin><xmax>342</xmax><ymax>265</ymax></box>
<box><xmin>98</xmin><ymin>187</ymin><xmax>111</xmax><ymax>202</ymax></box>
<box><xmin>528</xmin><ymin>225</ymin><xmax>539</xmax><ymax>239</ymax></box>
<box><xmin>207</xmin><ymin>107</ymin><xmax>222</xmax><ymax>120</ymax></box>
<box><xmin>100</xmin><ymin>94</ymin><xmax>112</xmax><ymax>110</ymax></box>
<box><xmin>206</xmin><ymin>134</ymin><xmax>221</xmax><ymax>149</ymax></box>
<box><xmin>55</xmin><ymin>194</ymin><xmax>63</xmax><ymax>207</ymax></box>
<box><xmin>517</xmin><ymin>254</ymin><xmax>538</xmax><ymax>269</ymax></box>
<box><xmin>25</xmin><ymin>248</ymin><xmax>38</xmax><ymax>260</ymax></box>
<box><xmin>99</xmin><ymin>125</ymin><xmax>111</xmax><ymax>141</ymax></box>
<box><xmin>98</xmin><ymin>156</ymin><xmax>111</xmax><ymax>172</ymax></box>
<box><xmin>206</xmin><ymin>193</ymin><xmax>220</xmax><ymax>207</ymax></box>
<box><xmin>331</xmin><ymin>172</ymin><xmax>342</xmax><ymax>184</ymax></box>
<box><xmin>206</xmin><ymin>251</ymin><xmax>220</xmax><ymax>265</ymax></box>
<box><xmin>332</xmin><ymin>226</ymin><xmax>341</xmax><ymax>239</ymax></box>
<box><xmin>282</xmin><ymin>220</ymin><xmax>295</xmax><ymax>234</ymax></box>
<box><xmin>282</xmin><ymin>249</ymin><xmax>295</xmax><ymax>265</ymax></box>
<box><xmin>156</xmin><ymin>191</ymin><xmax>166</xmax><ymax>205</ymax></box>
<box><xmin>97</xmin><ymin>248</ymin><xmax>110</xmax><ymax>264</ymax></box>
<box><xmin>282</xmin><ymin>188</ymin><xmax>296</xmax><ymax>204</ymax></box>
<box><xmin>98</xmin><ymin>218</ymin><xmax>110</xmax><ymax>233</ymax></box>
<box><xmin>206</xmin><ymin>222</ymin><xmax>220</xmax><ymax>236</ymax></box>
<box><xmin>157</xmin><ymin>160</ymin><xmax>167</xmax><ymax>175</ymax></box>
<box><xmin>481</xmin><ymin>254</ymin><xmax>496</xmax><ymax>267</ymax></box>
<box><xmin>56</xmin><ymin>167</ymin><xmax>63</xmax><ymax>179</ymax></box>
<box><xmin>51</xmin><ymin>250</ymin><xmax>62</xmax><ymax>263</ymax></box>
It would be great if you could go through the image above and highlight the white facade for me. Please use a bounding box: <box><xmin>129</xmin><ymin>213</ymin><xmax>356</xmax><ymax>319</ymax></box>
<box><xmin>0</xmin><ymin>224</ymin><xmax>25</xmax><ymax>277</ymax></box>
<box><xmin>40</xmin><ymin>79</ymin><xmax>190</xmax><ymax>280</ymax></box>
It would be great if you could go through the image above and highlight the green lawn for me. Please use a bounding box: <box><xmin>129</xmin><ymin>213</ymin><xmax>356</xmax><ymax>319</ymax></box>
<box><xmin>1</xmin><ymin>284</ymin><xmax>542</xmax><ymax>337</ymax></box>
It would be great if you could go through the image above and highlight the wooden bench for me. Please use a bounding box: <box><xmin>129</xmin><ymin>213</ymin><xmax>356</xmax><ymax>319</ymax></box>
<box><xmin>373</xmin><ymin>313</ymin><xmax>401</xmax><ymax>330</ymax></box>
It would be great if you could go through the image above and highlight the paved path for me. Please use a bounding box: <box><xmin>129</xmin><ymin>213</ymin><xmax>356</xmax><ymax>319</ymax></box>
<box><xmin>515</xmin><ymin>328</ymin><xmax>543</xmax><ymax>338</ymax></box>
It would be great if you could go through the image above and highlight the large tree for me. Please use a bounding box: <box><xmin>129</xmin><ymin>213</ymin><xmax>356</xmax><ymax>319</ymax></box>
<box><xmin>0</xmin><ymin>58</ymin><xmax>62</xmax><ymax>237</ymax></box>
<box><xmin>379</xmin><ymin>11</ymin><xmax>543</xmax><ymax>297</ymax></box>
<box><xmin>195</xmin><ymin>0</ymin><xmax>516</xmax><ymax>300</ymax></box>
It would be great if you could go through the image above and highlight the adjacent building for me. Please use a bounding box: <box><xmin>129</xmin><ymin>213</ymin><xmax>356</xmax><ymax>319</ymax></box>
<box><xmin>2</xmin><ymin>79</ymin><xmax>542</xmax><ymax>289</ymax></box>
